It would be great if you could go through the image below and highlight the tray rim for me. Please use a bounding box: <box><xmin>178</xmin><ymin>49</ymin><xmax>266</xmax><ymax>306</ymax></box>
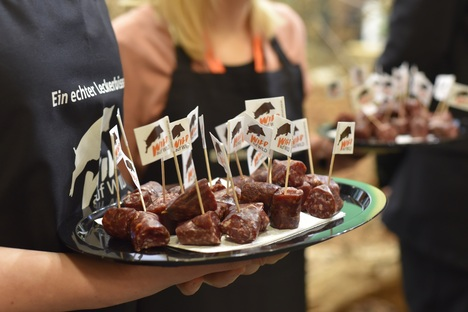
<box><xmin>59</xmin><ymin>177</ymin><xmax>387</xmax><ymax>267</ymax></box>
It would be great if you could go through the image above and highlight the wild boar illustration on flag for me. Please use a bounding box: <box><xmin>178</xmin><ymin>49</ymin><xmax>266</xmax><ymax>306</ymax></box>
<box><xmin>244</xmin><ymin>96</ymin><xmax>286</xmax><ymax>127</ymax></box>
<box><xmin>134</xmin><ymin>116</ymin><xmax>171</xmax><ymax>166</ymax></box>
<box><xmin>333</xmin><ymin>122</ymin><xmax>355</xmax><ymax>155</ymax></box>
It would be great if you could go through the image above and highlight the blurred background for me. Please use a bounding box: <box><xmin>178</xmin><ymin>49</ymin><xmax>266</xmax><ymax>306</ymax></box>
<box><xmin>106</xmin><ymin>1</ymin><xmax>407</xmax><ymax>311</ymax></box>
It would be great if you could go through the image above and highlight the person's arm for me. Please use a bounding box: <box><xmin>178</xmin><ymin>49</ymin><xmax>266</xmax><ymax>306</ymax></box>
<box><xmin>0</xmin><ymin>246</ymin><xmax>286</xmax><ymax>311</ymax></box>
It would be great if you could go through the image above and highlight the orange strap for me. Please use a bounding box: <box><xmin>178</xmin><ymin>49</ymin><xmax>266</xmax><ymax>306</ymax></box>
<box><xmin>252</xmin><ymin>35</ymin><xmax>265</xmax><ymax>73</ymax></box>
<box><xmin>205</xmin><ymin>35</ymin><xmax>265</xmax><ymax>74</ymax></box>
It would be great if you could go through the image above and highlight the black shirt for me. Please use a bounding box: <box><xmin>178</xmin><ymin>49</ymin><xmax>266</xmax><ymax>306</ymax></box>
<box><xmin>0</xmin><ymin>0</ymin><xmax>126</xmax><ymax>252</ymax></box>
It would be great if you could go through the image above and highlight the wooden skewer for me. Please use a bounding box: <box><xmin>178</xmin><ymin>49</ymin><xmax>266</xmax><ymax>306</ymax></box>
<box><xmin>365</xmin><ymin>113</ymin><xmax>386</xmax><ymax>131</ymax></box>
<box><xmin>165</xmin><ymin>119</ymin><xmax>185</xmax><ymax>194</ymax></box>
<box><xmin>110</xmin><ymin>139</ymin><xmax>121</xmax><ymax>209</ymax></box>
<box><xmin>234</xmin><ymin>151</ymin><xmax>244</xmax><ymax>178</ymax></box>
<box><xmin>194</xmin><ymin>177</ymin><xmax>205</xmax><ymax>215</ymax></box>
<box><xmin>327</xmin><ymin>153</ymin><xmax>336</xmax><ymax>186</ymax></box>
<box><xmin>228</xmin><ymin>173</ymin><xmax>241</xmax><ymax>213</ymax></box>
<box><xmin>116</xmin><ymin>113</ymin><xmax>146</xmax><ymax>211</ymax></box>
<box><xmin>203</xmin><ymin>146</ymin><xmax>213</xmax><ymax>187</ymax></box>
<box><xmin>284</xmin><ymin>157</ymin><xmax>291</xmax><ymax>195</ymax></box>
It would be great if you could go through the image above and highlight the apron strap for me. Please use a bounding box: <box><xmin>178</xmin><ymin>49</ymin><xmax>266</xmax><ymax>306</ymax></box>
<box><xmin>175</xmin><ymin>45</ymin><xmax>193</xmax><ymax>68</ymax></box>
<box><xmin>270</xmin><ymin>37</ymin><xmax>292</xmax><ymax>67</ymax></box>
<box><xmin>205</xmin><ymin>35</ymin><xmax>265</xmax><ymax>74</ymax></box>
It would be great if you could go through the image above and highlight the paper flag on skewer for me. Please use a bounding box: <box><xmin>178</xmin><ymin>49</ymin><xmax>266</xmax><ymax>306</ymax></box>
<box><xmin>445</xmin><ymin>82</ymin><xmax>468</xmax><ymax>111</ymax></box>
<box><xmin>227</xmin><ymin>115</ymin><xmax>245</xmax><ymax>154</ymax></box>
<box><xmin>333</xmin><ymin>122</ymin><xmax>356</xmax><ymax>155</ymax></box>
<box><xmin>199</xmin><ymin>115</ymin><xmax>207</xmax><ymax>149</ymax></box>
<box><xmin>245</xmin><ymin>96</ymin><xmax>286</xmax><ymax>126</ymax></box>
<box><xmin>210</xmin><ymin>132</ymin><xmax>241</xmax><ymax>212</ymax></box>
<box><xmin>182</xmin><ymin>149</ymin><xmax>196</xmax><ymax>189</ymax></box>
<box><xmin>291</xmin><ymin>118</ymin><xmax>314</xmax><ymax>174</ymax></box>
<box><xmin>326</xmin><ymin>79</ymin><xmax>344</xmax><ymax>99</ymax></box>
<box><xmin>134</xmin><ymin>116</ymin><xmax>171</xmax><ymax>165</ymax></box>
<box><xmin>247</xmin><ymin>145</ymin><xmax>268</xmax><ymax>175</ymax></box>
<box><xmin>187</xmin><ymin>106</ymin><xmax>199</xmax><ymax>143</ymax></box>
<box><xmin>291</xmin><ymin>118</ymin><xmax>310</xmax><ymax>154</ymax></box>
<box><xmin>109</xmin><ymin>125</ymin><xmax>124</xmax><ymax>164</ymax></box>
<box><xmin>199</xmin><ymin>114</ymin><xmax>213</xmax><ymax>185</ymax></box>
<box><xmin>350</xmin><ymin>85</ymin><xmax>375</xmax><ymax>112</ymax></box>
<box><xmin>122</xmin><ymin>153</ymin><xmax>141</xmax><ymax>190</ymax></box>
<box><xmin>349</xmin><ymin>65</ymin><xmax>367</xmax><ymax>87</ymax></box>
<box><xmin>169</xmin><ymin>117</ymin><xmax>192</xmax><ymax>156</ymax></box>
<box><xmin>209</xmin><ymin>132</ymin><xmax>230</xmax><ymax>175</ymax></box>
<box><xmin>214</xmin><ymin>112</ymin><xmax>249</xmax><ymax>151</ymax></box>
<box><xmin>271</xmin><ymin>115</ymin><xmax>293</xmax><ymax>157</ymax></box>
<box><xmin>327</xmin><ymin>121</ymin><xmax>356</xmax><ymax>186</ymax></box>
<box><xmin>410</xmin><ymin>71</ymin><xmax>433</xmax><ymax>107</ymax></box>
<box><xmin>214</xmin><ymin>122</ymin><xmax>228</xmax><ymax>147</ymax></box>
<box><xmin>243</xmin><ymin>115</ymin><xmax>273</xmax><ymax>158</ymax></box>
<box><xmin>112</xmin><ymin>125</ymin><xmax>143</xmax><ymax>194</ymax></box>
<box><xmin>392</xmin><ymin>62</ymin><xmax>410</xmax><ymax>98</ymax></box>
<box><xmin>434</xmin><ymin>74</ymin><xmax>456</xmax><ymax>102</ymax></box>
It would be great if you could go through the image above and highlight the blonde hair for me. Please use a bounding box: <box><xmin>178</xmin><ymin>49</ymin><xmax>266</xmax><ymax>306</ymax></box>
<box><xmin>150</xmin><ymin>0</ymin><xmax>280</xmax><ymax>61</ymax></box>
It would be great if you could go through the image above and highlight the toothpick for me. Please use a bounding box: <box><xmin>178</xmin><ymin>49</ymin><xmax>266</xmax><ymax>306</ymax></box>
<box><xmin>110</xmin><ymin>138</ymin><xmax>121</xmax><ymax>209</ymax></box>
<box><xmin>327</xmin><ymin>153</ymin><xmax>336</xmax><ymax>186</ymax></box>
<box><xmin>194</xmin><ymin>178</ymin><xmax>205</xmax><ymax>215</ymax></box>
<box><xmin>267</xmin><ymin>157</ymin><xmax>273</xmax><ymax>184</ymax></box>
<box><xmin>308</xmin><ymin>144</ymin><xmax>314</xmax><ymax>175</ymax></box>
<box><xmin>161</xmin><ymin>159</ymin><xmax>166</xmax><ymax>202</ymax></box>
<box><xmin>227</xmin><ymin>173</ymin><xmax>241</xmax><ymax>213</ymax></box>
<box><xmin>116</xmin><ymin>112</ymin><xmax>134</xmax><ymax>164</ymax></box>
<box><xmin>284</xmin><ymin>156</ymin><xmax>291</xmax><ymax>195</ymax></box>
<box><xmin>234</xmin><ymin>151</ymin><xmax>244</xmax><ymax>178</ymax></box>
<box><xmin>166</xmin><ymin>119</ymin><xmax>185</xmax><ymax>194</ymax></box>
<box><xmin>435</xmin><ymin>101</ymin><xmax>447</xmax><ymax>113</ymax></box>
<box><xmin>365</xmin><ymin>113</ymin><xmax>385</xmax><ymax>131</ymax></box>
<box><xmin>203</xmin><ymin>146</ymin><xmax>213</xmax><ymax>187</ymax></box>
<box><xmin>116</xmin><ymin>113</ymin><xmax>145</xmax><ymax>211</ymax></box>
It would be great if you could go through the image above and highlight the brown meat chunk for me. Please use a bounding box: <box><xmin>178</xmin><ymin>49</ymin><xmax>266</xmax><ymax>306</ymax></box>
<box><xmin>165</xmin><ymin>179</ymin><xmax>217</xmax><ymax>222</ymax></box>
<box><xmin>102</xmin><ymin>207</ymin><xmax>138</xmax><ymax>241</ymax></box>
<box><xmin>176</xmin><ymin>211</ymin><xmax>222</xmax><ymax>246</ymax></box>
<box><xmin>270</xmin><ymin>187</ymin><xmax>303</xmax><ymax>229</ymax></box>
<box><xmin>220</xmin><ymin>203</ymin><xmax>269</xmax><ymax>244</ymax></box>
<box><xmin>271</xmin><ymin>159</ymin><xmax>307</xmax><ymax>187</ymax></box>
<box><xmin>130</xmin><ymin>211</ymin><xmax>170</xmax><ymax>251</ymax></box>
<box><xmin>240</xmin><ymin>181</ymin><xmax>280</xmax><ymax>214</ymax></box>
<box><xmin>302</xmin><ymin>184</ymin><xmax>337</xmax><ymax>219</ymax></box>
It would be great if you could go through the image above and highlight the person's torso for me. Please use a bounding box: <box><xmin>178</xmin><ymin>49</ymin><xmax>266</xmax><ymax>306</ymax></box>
<box><xmin>0</xmin><ymin>1</ymin><xmax>126</xmax><ymax>251</ymax></box>
<box><xmin>141</xmin><ymin>39</ymin><xmax>305</xmax><ymax>184</ymax></box>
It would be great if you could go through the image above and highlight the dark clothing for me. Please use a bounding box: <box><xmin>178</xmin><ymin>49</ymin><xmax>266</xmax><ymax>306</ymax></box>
<box><xmin>400</xmin><ymin>241</ymin><xmax>468</xmax><ymax>312</ymax></box>
<box><xmin>377</xmin><ymin>0</ymin><xmax>468</xmax><ymax>310</ymax></box>
<box><xmin>0</xmin><ymin>0</ymin><xmax>125</xmax><ymax>252</ymax></box>
<box><xmin>142</xmin><ymin>38</ymin><xmax>305</xmax><ymax>183</ymax></box>
<box><xmin>378</xmin><ymin>0</ymin><xmax>468</xmax><ymax>271</ymax></box>
<box><xmin>378</xmin><ymin>0</ymin><xmax>468</xmax><ymax>83</ymax></box>
<box><xmin>139</xmin><ymin>39</ymin><xmax>307</xmax><ymax>312</ymax></box>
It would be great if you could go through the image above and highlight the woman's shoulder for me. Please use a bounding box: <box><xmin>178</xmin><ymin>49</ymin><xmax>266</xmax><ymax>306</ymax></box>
<box><xmin>112</xmin><ymin>4</ymin><xmax>164</xmax><ymax>38</ymax></box>
<box><xmin>268</xmin><ymin>2</ymin><xmax>307</xmax><ymax>52</ymax></box>
<box><xmin>270</xmin><ymin>2</ymin><xmax>306</xmax><ymax>33</ymax></box>
<box><xmin>267</xmin><ymin>2</ymin><xmax>307</xmax><ymax>58</ymax></box>
<box><xmin>112</xmin><ymin>5</ymin><xmax>173</xmax><ymax>56</ymax></box>
<box><xmin>112</xmin><ymin>4</ymin><xmax>175</xmax><ymax>73</ymax></box>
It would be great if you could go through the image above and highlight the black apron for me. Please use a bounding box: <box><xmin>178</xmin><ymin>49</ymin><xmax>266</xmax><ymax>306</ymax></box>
<box><xmin>378</xmin><ymin>0</ymin><xmax>468</xmax><ymax>272</ymax></box>
<box><xmin>142</xmin><ymin>38</ymin><xmax>305</xmax><ymax>184</ymax></box>
<box><xmin>138</xmin><ymin>39</ymin><xmax>308</xmax><ymax>312</ymax></box>
<box><xmin>0</xmin><ymin>0</ymin><xmax>125</xmax><ymax>252</ymax></box>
